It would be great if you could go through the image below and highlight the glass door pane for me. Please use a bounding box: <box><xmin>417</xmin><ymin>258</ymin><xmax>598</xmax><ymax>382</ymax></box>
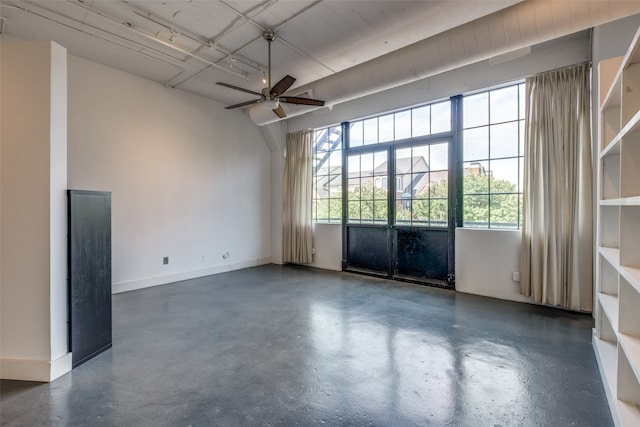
<box><xmin>394</xmin><ymin>142</ymin><xmax>449</xmax><ymax>227</ymax></box>
<box><xmin>346</xmin><ymin>151</ymin><xmax>388</xmax><ymax>224</ymax></box>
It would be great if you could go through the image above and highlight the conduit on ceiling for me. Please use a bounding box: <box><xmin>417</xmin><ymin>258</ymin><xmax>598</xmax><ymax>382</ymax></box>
<box><xmin>249</xmin><ymin>0</ymin><xmax>640</xmax><ymax>126</ymax></box>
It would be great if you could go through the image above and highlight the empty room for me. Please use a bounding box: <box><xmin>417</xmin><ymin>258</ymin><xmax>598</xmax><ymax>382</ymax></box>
<box><xmin>2</xmin><ymin>1</ymin><xmax>640</xmax><ymax>425</ymax></box>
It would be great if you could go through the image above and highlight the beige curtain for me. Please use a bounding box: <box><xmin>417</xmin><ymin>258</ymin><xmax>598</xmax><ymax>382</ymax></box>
<box><xmin>520</xmin><ymin>63</ymin><xmax>593</xmax><ymax>311</ymax></box>
<box><xmin>283</xmin><ymin>129</ymin><xmax>314</xmax><ymax>264</ymax></box>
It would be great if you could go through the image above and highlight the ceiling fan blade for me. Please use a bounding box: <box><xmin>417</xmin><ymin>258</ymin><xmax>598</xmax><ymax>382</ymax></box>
<box><xmin>217</xmin><ymin>82</ymin><xmax>263</xmax><ymax>97</ymax></box>
<box><xmin>225</xmin><ymin>99</ymin><xmax>263</xmax><ymax>109</ymax></box>
<box><xmin>270</xmin><ymin>75</ymin><xmax>296</xmax><ymax>97</ymax></box>
<box><xmin>279</xmin><ymin>97</ymin><xmax>325</xmax><ymax>107</ymax></box>
<box><xmin>272</xmin><ymin>105</ymin><xmax>286</xmax><ymax>118</ymax></box>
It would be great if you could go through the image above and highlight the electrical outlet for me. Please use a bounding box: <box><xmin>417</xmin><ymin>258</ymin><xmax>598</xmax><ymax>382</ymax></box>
<box><xmin>512</xmin><ymin>271</ymin><xmax>520</xmax><ymax>282</ymax></box>
<box><xmin>222</xmin><ymin>251</ymin><xmax>230</xmax><ymax>260</ymax></box>
<box><xmin>163</xmin><ymin>256</ymin><xmax>169</xmax><ymax>265</ymax></box>
<box><xmin>201</xmin><ymin>254</ymin><xmax>206</xmax><ymax>263</ymax></box>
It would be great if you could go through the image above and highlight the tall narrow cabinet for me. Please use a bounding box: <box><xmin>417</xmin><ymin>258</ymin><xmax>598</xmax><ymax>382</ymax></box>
<box><xmin>68</xmin><ymin>190</ymin><xmax>112</xmax><ymax>367</ymax></box>
<box><xmin>594</xmin><ymin>24</ymin><xmax>640</xmax><ymax>427</ymax></box>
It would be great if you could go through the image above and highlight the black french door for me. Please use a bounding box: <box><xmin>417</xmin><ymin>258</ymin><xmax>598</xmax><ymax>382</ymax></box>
<box><xmin>343</xmin><ymin>149</ymin><xmax>389</xmax><ymax>275</ymax></box>
<box><xmin>342</xmin><ymin>137</ymin><xmax>456</xmax><ymax>288</ymax></box>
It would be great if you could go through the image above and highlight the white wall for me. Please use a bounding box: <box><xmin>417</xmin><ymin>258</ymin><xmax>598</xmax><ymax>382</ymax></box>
<box><xmin>455</xmin><ymin>229</ymin><xmax>531</xmax><ymax>303</ymax></box>
<box><xmin>50</xmin><ymin>42</ymin><xmax>69</xmax><ymax>368</ymax></box>
<box><xmin>258</xmin><ymin>122</ymin><xmax>286</xmax><ymax>265</ymax></box>
<box><xmin>1</xmin><ymin>41</ymin><xmax>71</xmax><ymax>381</ymax></box>
<box><xmin>309</xmin><ymin>223</ymin><xmax>342</xmax><ymax>271</ymax></box>
<box><xmin>67</xmin><ymin>55</ymin><xmax>272</xmax><ymax>293</ymax></box>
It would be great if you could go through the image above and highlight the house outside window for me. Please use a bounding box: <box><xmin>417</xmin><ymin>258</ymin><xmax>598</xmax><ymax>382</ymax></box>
<box><xmin>395</xmin><ymin>142</ymin><xmax>449</xmax><ymax>227</ymax></box>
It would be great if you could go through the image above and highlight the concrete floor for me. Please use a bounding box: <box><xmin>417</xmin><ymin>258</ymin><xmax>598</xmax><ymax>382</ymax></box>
<box><xmin>1</xmin><ymin>264</ymin><xmax>611</xmax><ymax>426</ymax></box>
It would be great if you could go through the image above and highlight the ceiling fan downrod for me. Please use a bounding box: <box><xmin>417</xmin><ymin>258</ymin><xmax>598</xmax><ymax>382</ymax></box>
<box><xmin>263</xmin><ymin>30</ymin><xmax>276</xmax><ymax>90</ymax></box>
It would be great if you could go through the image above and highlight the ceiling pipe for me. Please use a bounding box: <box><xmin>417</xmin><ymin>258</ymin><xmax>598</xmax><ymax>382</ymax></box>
<box><xmin>0</xmin><ymin>2</ymin><xmax>186</xmax><ymax>85</ymax></box>
<box><xmin>64</xmin><ymin>0</ymin><xmax>248</xmax><ymax>79</ymax></box>
<box><xmin>249</xmin><ymin>0</ymin><xmax>640</xmax><ymax>126</ymax></box>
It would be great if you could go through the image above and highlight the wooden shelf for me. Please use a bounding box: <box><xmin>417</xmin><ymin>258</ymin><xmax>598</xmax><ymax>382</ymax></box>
<box><xmin>628</xmin><ymin>26</ymin><xmax>640</xmax><ymax>66</ymax></box>
<box><xmin>599</xmin><ymin>292</ymin><xmax>620</xmax><ymax>332</ymax></box>
<box><xmin>601</xmin><ymin>138</ymin><xmax>622</xmax><ymax>158</ymax></box>
<box><xmin>594</xmin><ymin>332</ymin><xmax>619</xmax><ymax>389</ymax></box>
<box><xmin>601</xmin><ymin>153</ymin><xmax>621</xmax><ymax>200</ymax></box>
<box><xmin>619</xmin><ymin>334</ymin><xmax>640</xmax><ymax>384</ymax></box>
<box><xmin>601</xmin><ymin>255</ymin><xmax>620</xmax><ymax>295</ymax></box>
<box><xmin>601</xmin><ymin>197</ymin><xmax>640</xmax><ymax>206</ymax></box>
<box><xmin>599</xmin><ymin>107</ymin><xmax>639</xmax><ymax>158</ymax></box>
<box><xmin>600</xmin><ymin>247</ymin><xmax>621</xmax><ymax>268</ymax></box>
<box><xmin>596</xmin><ymin>23</ymin><xmax>640</xmax><ymax>427</ymax></box>
<box><xmin>600</xmin><ymin>206</ymin><xmax>621</xmax><ymax>248</ymax></box>
<box><xmin>617</xmin><ymin>349</ymin><xmax>640</xmax><ymax>425</ymax></box>
<box><xmin>601</xmin><ymin>72</ymin><xmax>622</xmax><ymax>113</ymax></box>
<box><xmin>620</xmin><ymin>265</ymin><xmax>640</xmax><ymax>294</ymax></box>
<box><xmin>621</xmin><ymin>131</ymin><xmax>640</xmax><ymax>199</ymax></box>
<box><xmin>618</xmin><ymin>400</ymin><xmax>640</xmax><ymax>427</ymax></box>
<box><xmin>623</xmin><ymin>109</ymin><xmax>640</xmax><ymax>138</ymax></box>
<box><xmin>620</xmin><ymin>207</ymin><xmax>640</xmax><ymax>268</ymax></box>
<box><xmin>600</xmin><ymin>56</ymin><xmax>624</xmax><ymax>109</ymax></box>
<box><xmin>594</xmin><ymin>334</ymin><xmax>620</xmax><ymax>425</ymax></box>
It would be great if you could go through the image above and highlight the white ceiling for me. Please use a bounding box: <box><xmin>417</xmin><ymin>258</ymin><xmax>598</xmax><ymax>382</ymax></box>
<box><xmin>0</xmin><ymin>0</ymin><xmax>521</xmax><ymax>108</ymax></box>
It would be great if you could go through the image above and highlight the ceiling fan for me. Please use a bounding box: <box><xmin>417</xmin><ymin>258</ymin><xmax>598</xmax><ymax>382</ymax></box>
<box><xmin>217</xmin><ymin>30</ymin><xmax>325</xmax><ymax>118</ymax></box>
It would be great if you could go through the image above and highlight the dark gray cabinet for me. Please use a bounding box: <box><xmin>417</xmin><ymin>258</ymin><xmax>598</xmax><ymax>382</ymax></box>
<box><xmin>67</xmin><ymin>190</ymin><xmax>112</xmax><ymax>368</ymax></box>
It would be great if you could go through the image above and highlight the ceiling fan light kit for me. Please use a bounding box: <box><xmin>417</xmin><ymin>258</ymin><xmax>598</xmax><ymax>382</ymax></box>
<box><xmin>262</xmin><ymin>99</ymin><xmax>279</xmax><ymax>110</ymax></box>
<box><xmin>217</xmin><ymin>30</ymin><xmax>325</xmax><ymax>118</ymax></box>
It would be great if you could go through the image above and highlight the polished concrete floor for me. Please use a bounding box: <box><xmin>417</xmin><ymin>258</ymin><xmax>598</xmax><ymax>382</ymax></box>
<box><xmin>1</xmin><ymin>265</ymin><xmax>611</xmax><ymax>426</ymax></box>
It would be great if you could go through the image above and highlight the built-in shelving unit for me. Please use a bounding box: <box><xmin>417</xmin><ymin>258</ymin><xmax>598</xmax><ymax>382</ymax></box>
<box><xmin>594</xmin><ymin>24</ymin><xmax>640</xmax><ymax>427</ymax></box>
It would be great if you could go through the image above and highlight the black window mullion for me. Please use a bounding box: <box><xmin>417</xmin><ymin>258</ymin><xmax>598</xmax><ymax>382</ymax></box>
<box><xmin>388</xmin><ymin>146</ymin><xmax>395</xmax><ymax>277</ymax></box>
<box><xmin>341</xmin><ymin>122</ymin><xmax>349</xmax><ymax>270</ymax></box>
<box><xmin>452</xmin><ymin>95</ymin><xmax>463</xmax><ymax>229</ymax></box>
<box><xmin>389</xmin><ymin>146</ymin><xmax>396</xmax><ymax>227</ymax></box>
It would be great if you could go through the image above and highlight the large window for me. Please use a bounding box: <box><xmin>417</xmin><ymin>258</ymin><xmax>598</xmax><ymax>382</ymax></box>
<box><xmin>462</xmin><ymin>83</ymin><xmax>524</xmax><ymax>229</ymax></box>
<box><xmin>349</xmin><ymin>100</ymin><xmax>451</xmax><ymax>146</ymax></box>
<box><xmin>312</xmin><ymin>126</ymin><xmax>342</xmax><ymax>223</ymax></box>
<box><xmin>311</xmin><ymin>83</ymin><xmax>525</xmax><ymax>229</ymax></box>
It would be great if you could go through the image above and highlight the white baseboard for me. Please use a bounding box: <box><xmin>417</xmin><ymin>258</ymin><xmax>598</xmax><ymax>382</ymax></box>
<box><xmin>112</xmin><ymin>257</ymin><xmax>272</xmax><ymax>294</ymax></box>
<box><xmin>456</xmin><ymin>286</ymin><xmax>534</xmax><ymax>304</ymax></box>
<box><xmin>1</xmin><ymin>352</ymin><xmax>72</xmax><ymax>382</ymax></box>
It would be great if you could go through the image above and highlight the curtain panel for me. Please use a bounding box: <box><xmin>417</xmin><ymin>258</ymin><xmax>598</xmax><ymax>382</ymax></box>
<box><xmin>283</xmin><ymin>129</ymin><xmax>314</xmax><ymax>264</ymax></box>
<box><xmin>520</xmin><ymin>63</ymin><xmax>593</xmax><ymax>311</ymax></box>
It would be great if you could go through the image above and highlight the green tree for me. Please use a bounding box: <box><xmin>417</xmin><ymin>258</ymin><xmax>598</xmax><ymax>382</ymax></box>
<box><xmin>315</xmin><ymin>197</ymin><xmax>342</xmax><ymax>222</ymax></box>
<box><xmin>348</xmin><ymin>182</ymin><xmax>388</xmax><ymax>222</ymax></box>
<box><xmin>412</xmin><ymin>178</ymin><xmax>448</xmax><ymax>225</ymax></box>
<box><xmin>317</xmin><ymin>175</ymin><xmax>519</xmax><ymax>228</ymax></box>
<box><xmin>462</xmin><ymin>174</ymin><xmax>519</xmax><ymax>227</ymax></box>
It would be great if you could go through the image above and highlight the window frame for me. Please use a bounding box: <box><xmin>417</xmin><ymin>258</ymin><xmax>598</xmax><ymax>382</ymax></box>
<box><xmin>311</xmin><ymin>80</ymin><xmax>525</xmax><ymax>230</ymax></box>
<box><xmin>460</xmin><ymin>82</ymin><xmax>525</xmax><ymax>229</ymax></box>
<box><xmin>344</xmin><ymin>99</ymin><xmax>453</xmax><ymax>227</ymax></box>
